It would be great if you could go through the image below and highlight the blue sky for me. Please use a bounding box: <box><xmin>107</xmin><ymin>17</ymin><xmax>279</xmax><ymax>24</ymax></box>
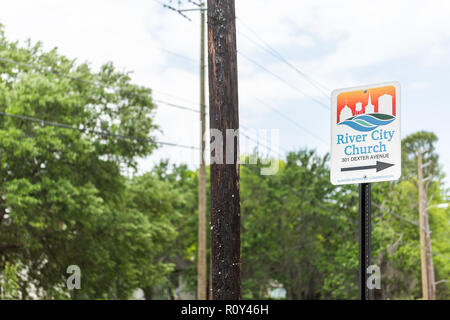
<box><xmin>1</xmin><ymin>0</ymin><xmax>449</xmax><ymax>186</ymax></box>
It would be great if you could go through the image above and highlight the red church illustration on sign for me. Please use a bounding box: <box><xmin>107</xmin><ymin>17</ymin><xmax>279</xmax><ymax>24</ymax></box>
<box><xmin>337</xmin><ymin>85</ymin><xmax>397</xmax><ymax>124</ymax></box>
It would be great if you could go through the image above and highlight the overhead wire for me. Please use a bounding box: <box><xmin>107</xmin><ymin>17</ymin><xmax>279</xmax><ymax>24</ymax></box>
<box><xmin>152</xmin><ymin>0</ymin><xmax>192</xmax><ymax>21</ymax></box>
<box><xmin>240</xmin><ymin>126</ymin><xmax>287</xmax><ymax>158</ymax></box>
<box><xmin>0</xmin><ymin>111</ymin><xmax>199</xmax><ymax>150</ymax></box>
<box><xmin>237</xmin><ymin>51</ymin><xmax>329</xmax><ymax>111</ymax></box>
<box><xmin>236</xmin><ymin>17</ymin><xmax>331</xmax><ymax>96</ymax></box>
<box><xmin>0</xmin><ymin>56</ymin><xmax>201</xmax><ymax>115</ymax></box>
<box><xmin>252</xmin><ymin>97</ymin><xmax>328</xmax><ymax>146</ymax></box>
<box><xmin>0</xmin><ymin>23</ymin><xmax>332</xmax><ymax>155</ymax></box>
<box><xmin>237</xmin><ymin>30</ymin><xmax>331</xmax><ymax>101</ymax></box>
<box><xmin>1</xmin><ymin>40</ymin><xmax>328</xmax><ymax>154</ymax></box>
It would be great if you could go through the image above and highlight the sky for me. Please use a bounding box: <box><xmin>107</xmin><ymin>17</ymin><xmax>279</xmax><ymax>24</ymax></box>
<box><xmin>0</xmin><ymin>0</ymin><xmax>449</xmax><ymax>186</ymax></box>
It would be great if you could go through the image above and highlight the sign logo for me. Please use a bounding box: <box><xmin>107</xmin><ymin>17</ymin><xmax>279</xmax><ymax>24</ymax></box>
<box><xmin>337</xmin><ymin>85</ymin><xmax>396</xmax><ymax>131</ymax></box>
<box><xmin>330</xmin><ymin>82</ymin><xmax>401</xmax><ymax>185</ymax></box>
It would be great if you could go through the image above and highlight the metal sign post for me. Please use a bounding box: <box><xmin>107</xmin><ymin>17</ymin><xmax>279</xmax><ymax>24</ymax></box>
<box><xmin>330</xmin><ymin>82</ymin><xmax>402</xmax><ymax>300</ymax></box>
<box><xmin>359</xmin><ymin>183</ymin><xmax>371</xmax><ymax>300</ymax></box>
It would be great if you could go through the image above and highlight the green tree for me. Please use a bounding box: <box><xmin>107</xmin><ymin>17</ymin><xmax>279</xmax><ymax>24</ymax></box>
<box><xmin>149</xmin><ymin>161</ymin><xmax>203</xmax><ymax>299</ymax></box>
<box><xmin>239</xmin><ymin>137</ymin><xmax>449</xmax><ymax>300</ymax></box>
<box><xmin>0</xmin><ymin>262</ymin><xmax>20</xmax><ymax>299</ymax></box>
<box><xmin>0</xmin><ymin>25</ymin><xmax>176</xmax><ymax>299</ymax></box>
<box><xmin>240</xmin><ymin>150</ymin><xmax>359</xmax><ymax>299</ymax></box>
<box><xmin>369</xmin><ymin>131</ymin><xmax>449</xmax><ymax>299</ymax></box>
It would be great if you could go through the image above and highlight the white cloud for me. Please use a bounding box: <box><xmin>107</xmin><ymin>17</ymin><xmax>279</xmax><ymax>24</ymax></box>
<box><xmin>237</xmin><ymin>0</ymin><xmax>450</xmax><ymax>86</ymax></box>
<box><xmin>1</xmin><ymin>0</ymin><xmax>449</xmax><ymax>181</ymax></box>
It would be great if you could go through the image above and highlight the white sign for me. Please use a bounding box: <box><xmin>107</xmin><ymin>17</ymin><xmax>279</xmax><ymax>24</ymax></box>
<box><xmin>330</xmin><ymin>81</ymin><xmax>401</xmax><ymax>185</ymax></box>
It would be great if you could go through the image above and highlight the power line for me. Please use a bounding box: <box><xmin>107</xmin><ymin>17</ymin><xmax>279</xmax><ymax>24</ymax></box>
<box><xmin>154</xmin><ymin>46</ymin><xmax>197</xmax><ymax>63</ymax></box>
<box><xmin>151</xmin><ymin>88</ymin><xmax>199</xmax><ymax>106</ymax></box>
<box><xmin>252</xmin><ymin>97</ymin><xmax>328</xmax><ymax>146</ymax></box>
<box><xmin>153</xmin><ymin>99</ymin><xmax>200</xmax><ymax>113</ymax></box>
<box><xmin>1</xmin><ymin>45</ymin><xmax>327</xmax><ymax>155</ymax></box>
<box><xmin>0</xmin><ymin>56</ymin><xmax>94</xmax><ymax>85</ymax></box>
<box><xmin>149</xmin><ymin>19</ymin><xmax>330</xmax><ymax>149</ymax></box>
<box><xmin>236</xmin><ymin>46</ymin><xmax>330</xmax><ymax>145</ymax></box>
<box><xmin>161</xmin><ymin>95</ymin><xmax>328</xmax><ymax>152</ymax></box>
<box><xmin>239</xmin><ymin>134</ymin><xmax>339</xmax><ymax>215</ymax></box>
<box><xmin>0</xmin><ymin>56</ymin><xmax>201</xmax><ymax>116</ymax></box>
<box><xmin>1</xmin><ymin>43</ymin><xmax>328</xmax><ymax>161</ymax></box>
<box><xmin>1</xmin><ymin>61</ymin><xmax>337</xmax><ymax>214</ymax></box>
<box><xmin>240</xmin><ymin>127</ymin><xmax>287</xmax><ymax>158</ymax></box>
<box><xmin>1</xmin><ymin>45</ymin><xmax>328</xmax><ymax>149</ymax></box>
<box><xmin>236</xmin><ymin>17</ymin><xmax>331</xmax><ymax>97</ymax></box>
<box><xmin>0</xmin><ymin>56</ymin><xmax>132</xmax><ymax>92</ymax></box>
<box><xmin>243</xmin><ymin>162</ymin><xmax>339</xmax><ymax>217</ymax></box>
<box><xmin>0</xmin><ymin>53</ymin><xmax>329</xmax><ymax>164</ymax></box>
<box><xmin>0</xmin><ymin>111</ymin><xmax>199</xmax><ymax>150</ymax></box>
<box><xmin>237</xmin><ymin>51</ymin><xmax>329</xmax><ymax>111</ymax></box>
<box><xmin>0</xmin><ymin>54</ymin><xmax>202</xmax><ymax>112</ymax></box>
<box><xmin>237</xmin><ymin>30</ymin><xmax>330</xmax><ymax>100</ymax></box>
<box><xmin>236</xmin><ymin>21</ymin><xmax>333</xmax><ymax>149</ymax></box>
<box><xmin>152</xmin><ymin>0</ymin><xmax>192</xmax><ymax>21</ymax></box>
<box><xmin>186</xmin><ymin>0</ymin><xmax>203</xmax><ymax>7</ymax></box>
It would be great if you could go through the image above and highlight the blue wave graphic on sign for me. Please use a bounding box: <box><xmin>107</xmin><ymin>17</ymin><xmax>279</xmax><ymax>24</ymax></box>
<box><xmin>338</xmin><ymin>113</ymin><xmax>395</xmax><ymax>132</ymax></box>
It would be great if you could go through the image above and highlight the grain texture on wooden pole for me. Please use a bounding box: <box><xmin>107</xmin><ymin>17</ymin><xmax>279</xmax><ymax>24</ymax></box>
<box><xmin>197</xmin><ymin>3</ymin><xmax>207</xmax><ymax>301</ymax></box>
<box><xmin>418</xmin><ymin>149</ymin><xmax>436</xmax><ymax>300</ymax></box>
<box><xmin>424</xmin><ymin>206</ymin><xmax>436</xmax><ymax>299</ymax></box>
<box><xmin>207</xmin><ymin>0</ymin><xmax>241</xmax><ymax>300</ymax></box>
<box><xmin>418</xmin><ymin>148</ymin><xmax>429</xmax><ymax>300</ymax></box>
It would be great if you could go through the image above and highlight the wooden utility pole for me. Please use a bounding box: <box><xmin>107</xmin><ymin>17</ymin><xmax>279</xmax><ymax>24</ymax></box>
<box><xmin>157</xmin><ymin>1</ymin><xmax>209</xmax><ymax>300</ymax></box>
<box><xmin>418</xmin><ymin>148</ymin><xmax>429</xmax><ymax>300</ymax></box>
<box><xmin>418</xmin><ymin>148</ymin><xmax>437</xmax><ymax>299</ymax></box>
<box><xmin>207</xmin><ymin>0</ymin><xmax>241</xmax><ymax>300</ymax></box>
<box><xmin>197</xmin><ymin>2</ymin><xmax>207</xmax><ymax>301</ymax></box>
<box><xmin>424</xmin><ymin>206</ymin><xmax>436</xmax><ymax>299</ymax></box>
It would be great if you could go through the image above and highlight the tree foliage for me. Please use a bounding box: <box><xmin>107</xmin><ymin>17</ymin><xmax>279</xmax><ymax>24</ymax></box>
<box><xmin>0</xmin><ymin>25</ymin><xmax>179</xmax><ymax>299</ymax></box>
<box><xmin>0</xmin><ymin>25</ymin><xmax>448</xmax><ymax>300</ymax></box>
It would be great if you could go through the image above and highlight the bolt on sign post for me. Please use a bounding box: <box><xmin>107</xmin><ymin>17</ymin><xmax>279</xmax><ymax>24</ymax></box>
<box><xmin>330</xmin><ymin>81</ymin><xmax>401</xmax><ymax>300</ymax></box>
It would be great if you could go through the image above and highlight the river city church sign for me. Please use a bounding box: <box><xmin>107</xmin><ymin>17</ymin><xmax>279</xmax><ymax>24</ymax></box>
<box><xmin>330</xmin><ymin>82</ymin><xmax>401</xmax><ymax>185</ymax></box>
